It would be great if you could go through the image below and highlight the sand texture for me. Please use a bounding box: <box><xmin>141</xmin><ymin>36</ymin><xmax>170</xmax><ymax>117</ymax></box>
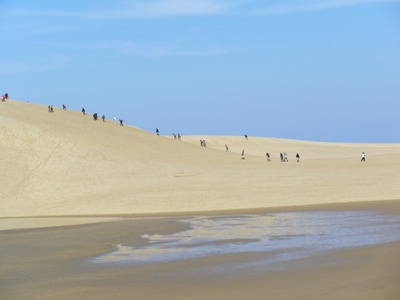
<box><xmin>1</xmin><ymin>201</ymin><xmax>400</xmax><ymax>300</ymax></box>
<box><xmin>2</xmin><ymin>100</ymin><xmax>400</xmax><ymax>300</ymax></box>
<box><xmin>1</xmin><ymin>100</ymin><xmax>400</xmax><ymax>218</ymax></box>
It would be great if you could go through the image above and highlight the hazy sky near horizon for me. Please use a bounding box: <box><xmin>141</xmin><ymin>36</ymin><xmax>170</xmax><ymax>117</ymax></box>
<box><xmin>1</xmin><ymin>0</ymin><xmax>400</xmax><ymax>143</ymax></box>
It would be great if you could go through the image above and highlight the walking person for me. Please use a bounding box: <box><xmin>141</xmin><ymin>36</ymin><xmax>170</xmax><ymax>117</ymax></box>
<box><xmin>82</xmin><ymin>107</ymin><xmax>86</xmax><ymax>115</ymax></box>
<box><xmin>361</xmin><ymin>152</ymin><xmax>366</xmax><ymax>162</ymax></box>
<box><xmin>296</xmin><ymin>153</ymin><xmax>300</xmax><ymax>163</ymax></box>
<box><xmin>225</xmin><ymin>144</ymin><xmax>229</xmax><ymax>152</ymax></box>
<box><xmin>102</xmin><ymin>114</ymin><xmax>105</xmax><ymax>122</ymax></box>
<box><xmin>156</xmin><ymin>128</ymin><xmax>159</xmax><ymax>136</ymax></box>
<box><xmin>266</xmin><ymin>152</ymin><xmax>271</xmax><ymax>162</ymax></box>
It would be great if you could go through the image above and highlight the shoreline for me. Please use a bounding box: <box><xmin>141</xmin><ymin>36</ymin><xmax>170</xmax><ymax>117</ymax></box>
<box><xmin>2</xmin><ymin>199</ymin><xmax>400</xmax><ymax>231</ymax></box>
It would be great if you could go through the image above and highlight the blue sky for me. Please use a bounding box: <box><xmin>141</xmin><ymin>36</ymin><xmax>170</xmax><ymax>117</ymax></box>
<box><xmin>1</xmin><ymin>0</ymin><xmax>400</xmax><ymax>142</ymax></box>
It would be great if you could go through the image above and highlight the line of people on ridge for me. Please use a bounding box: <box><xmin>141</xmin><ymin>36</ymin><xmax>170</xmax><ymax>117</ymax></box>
<box><xmin>45</xmin><ymin>103</ymin><xmax>125</xmax><ymax>126</ymax></box>
<box><xmin>23</xmin><ymin>101</ymin><xmax>370</xmax><ymax>163</ymax></box>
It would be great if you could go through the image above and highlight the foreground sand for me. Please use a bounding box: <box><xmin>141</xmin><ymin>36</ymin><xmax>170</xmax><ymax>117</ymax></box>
<box><xmin>1</xmin><ymin>100</ymin><xmax>400</xmax><ymax>223</ymax></box>
<box><xmin>1</xmin><ymin>201</ymin><xmax>400</xmax><ymax>300</ymax></box>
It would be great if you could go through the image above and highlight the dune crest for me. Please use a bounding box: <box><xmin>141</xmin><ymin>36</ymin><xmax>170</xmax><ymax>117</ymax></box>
<box><xmin>1</xmin><ymin>100</ymin><xmax>400</xmax><ymax>217</ymax></box>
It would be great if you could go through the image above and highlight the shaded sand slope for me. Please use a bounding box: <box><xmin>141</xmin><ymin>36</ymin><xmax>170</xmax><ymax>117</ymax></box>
<box><xmin>1</xmin><ymin>100</ymin><xmax>400</xmax><ymax>217</ymax></box>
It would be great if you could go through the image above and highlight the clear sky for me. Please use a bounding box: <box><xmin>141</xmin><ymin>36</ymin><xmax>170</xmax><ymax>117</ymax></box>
<box><xmin>1</xmin><ymin>0</ymin><xmax>400</xmax><ymax>143</ymax></box>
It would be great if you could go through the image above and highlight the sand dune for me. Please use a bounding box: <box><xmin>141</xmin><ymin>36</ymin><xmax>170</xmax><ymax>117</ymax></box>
<box><xmin>1</xmin><ymin>100</ymin><xmax>400</xmax><ymax>218</ymax></box>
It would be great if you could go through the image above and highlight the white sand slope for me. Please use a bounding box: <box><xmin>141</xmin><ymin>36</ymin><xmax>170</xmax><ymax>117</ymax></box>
<box><xmin>1</xmin><ymin>100</ymin><xmax>400</xmax><ymax>217</ymax></box>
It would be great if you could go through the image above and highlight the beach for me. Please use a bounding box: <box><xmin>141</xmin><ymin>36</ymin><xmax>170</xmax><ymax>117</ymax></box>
<box><xmin>1</xmin><ymin>100</ymin><xmax>400</xmax><ymax>299</ymax></box>
<box><xmin>1</xmin><ymin>201</ymin><xmax>400</xmax><ymax>300</ymax></box>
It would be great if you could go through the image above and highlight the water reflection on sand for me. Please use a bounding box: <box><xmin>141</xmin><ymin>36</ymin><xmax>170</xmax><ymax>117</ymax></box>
<box><xmin>93</xmin><ymin>211</ymin><xmax>400</xmax><ymax>266</ymax></box>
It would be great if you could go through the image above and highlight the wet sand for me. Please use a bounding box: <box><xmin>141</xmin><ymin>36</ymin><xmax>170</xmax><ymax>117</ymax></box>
<box><xmin>1</xmin><ymin>200</ymin><xmax>400</xmax><ymax>300</ymax></box>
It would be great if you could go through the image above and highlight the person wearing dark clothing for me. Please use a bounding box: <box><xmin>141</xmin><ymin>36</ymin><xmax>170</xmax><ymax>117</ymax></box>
<box><xmin>156</xmin><ymin>128</ymin><xmax>159</xmax><ymax>136</ymax></box>
<box><xmin>296</xmin><ymin>153</ymin><xmax>300</xmax><ymax>162</ymax></box>
<box><xmin>82</xmin><ymin>107</ymin><xmax>86</xmax><ymax>115</ymax></box>
<box><xmin>266</xmin><ymin>152</ymin><xmax>271</xmax><ymax>162</ymax></box>
<box><xmin>102</xmin><ymin>115</ymin><xmax>105</xmax><ymax>122</ymax></box>
<box><xmin>62</xmin><ymin>104</ymin><xmax>66</xmax><ymax>110</ymax></box>
<box><xmin>119</xmin><ymin>119</ymin><xmax>123</xmax><ymax>126</ymax></box>
<box><xmin>93</xmin><ymin>113</ymin><xmax>98</xmax><ymax>121</ymax></box>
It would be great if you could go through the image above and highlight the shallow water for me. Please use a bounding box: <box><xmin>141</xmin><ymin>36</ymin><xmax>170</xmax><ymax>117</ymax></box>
<box><xmin>92</xmin><ymin>210</ymin><xmax>400</xmax><ymax>268</ymax></box>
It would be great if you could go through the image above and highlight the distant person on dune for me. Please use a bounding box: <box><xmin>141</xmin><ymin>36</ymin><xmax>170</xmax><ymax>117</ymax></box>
<box><xmin>102</xmin><ymin>115</ymin><xmax>105</xmax><ymax>122</ymax></box>
<box><xmin>62</xmin><ymin>104</ymin><xmax>66</xmax><ymax>110</ymax></box>
<box><xmin>361</xmin><ymin>152</ymin><xmax>366</xmax><ymax>162</ymax></box>
<box><xmin>266</xmin><ymin>152</ymin><xmax>271</xmax><ymax>162</ymax></box>
<box><xmin>296</xmin><ymin>153</ymin><xmax>300</xmax><ymax>162</ymax></box>
<box><xmin>156</xmin><ymin>128</ymin><xmax>159</xmax><ymax>136</ymax></box>
<box><xmin>93</xmin><ymin>113</ymin><xmax>98</xmax><ymax>121</ymax></box>
<box><xmin>225</xmin><ymin>144</ymin><xmax>229</xmax><ymax>152</ymax></box>
<box><xmin>284</xmin><ymin>153</ymin><xmax>288</xmax><ymax>162</ymax></box>
<box><xmin>119</xmin><ymin>119</ymin><xmax>123</xmax><ymax>126</ymax></box>
<box><xmin>241</xmin><ymin>150</ymin><xmax>245</xmax><ymax>159</ymax></box>
<box><xmin>82</xmin><ymin>107</ymin><xmax>86</xmax><ymax>115</ymax></box>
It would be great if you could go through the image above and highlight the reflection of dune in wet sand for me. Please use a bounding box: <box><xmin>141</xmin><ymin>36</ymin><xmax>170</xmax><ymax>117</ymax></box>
<box><xmin>93</xmin><ymin>211</ymin><xmax>400</xmax><ymax>266</ymax></box>
<box><xmin>1</xmin><ymin>100</ymin><xmax>400</xmax><ymax>225</ymax></box>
